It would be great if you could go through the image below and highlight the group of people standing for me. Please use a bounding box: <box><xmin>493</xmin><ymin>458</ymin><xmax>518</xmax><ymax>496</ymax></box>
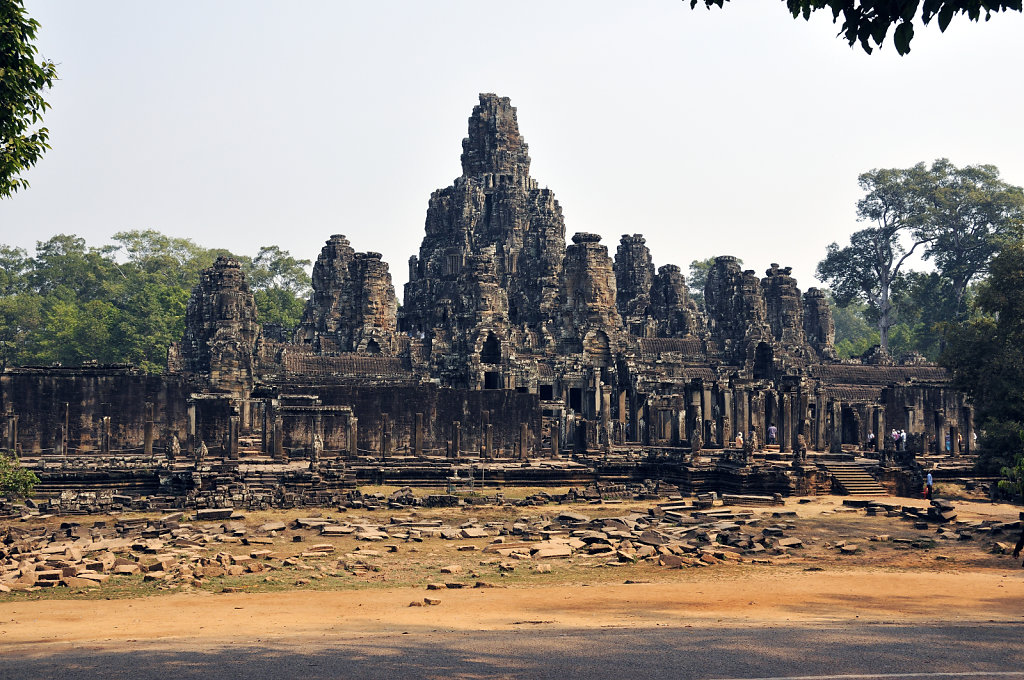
<box><xmin>890</xmin><ymin>428</ymin><xmax>908</xmax><ymax>451</ymax></box>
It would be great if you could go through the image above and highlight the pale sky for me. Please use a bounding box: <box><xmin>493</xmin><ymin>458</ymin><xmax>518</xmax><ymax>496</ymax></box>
<box><xmin>2</xmin><ymin>1</ymin><xmax>1024</xmax><ymax>297</ymax></box>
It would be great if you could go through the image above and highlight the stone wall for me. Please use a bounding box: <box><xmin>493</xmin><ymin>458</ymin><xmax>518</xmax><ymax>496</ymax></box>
<box><xmin>0</xmin><ymin>367</ymin><xmax>193</xmax><ymax>454</ymax></box>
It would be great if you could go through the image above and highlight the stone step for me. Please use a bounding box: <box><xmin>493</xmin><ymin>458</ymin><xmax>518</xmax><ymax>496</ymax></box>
<box><xmin>822</xmin><ymin>462</ymin><xmax>887</xmax><ymax>496</ymax></box>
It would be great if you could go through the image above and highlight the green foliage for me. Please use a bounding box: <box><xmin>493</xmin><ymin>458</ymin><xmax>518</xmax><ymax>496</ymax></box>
<box><xmin>0</xmin><ymin>231</ymin><xmax>311</xmax><ymax>373</ymax></box>
<box><xmin>819</xmin><ymin>160</ymin><xmax>1021</xmax><ymax>355</ymax></box>
<box><xmin>943</xmin><ymin>239</ymin><xmax>1024</xmax><ymax>474</ymax></box>
<box><xmin>688</xmin><ymin>256</ymin><xmax>740</xmax><ymax>312</ymax></box>
<box><xmin>0</xmin><ymin>451</ymin><xmax>37</xmax><ymax>498</ymax></box>
<box><xmin>0</xmin><ymin>0</ymin><xmax>57</xmax><ymax>197</ymax></box>
<box><xmin>831</xmin><ymin>298</ymin><xmax>878</xmax><ymax>358</ymax></box>
<box><xmin>242</xmin><ymin>246</ymin><xmax>311</xmax><ymax>329</ymax></box>
<box><xmin>689</xmin><ymin>0</ymin><xmax>1024</xmax><ymax>55</ymax></box>
<box><xmin>914</xmin><ymin>159</ymin><xmax>1024</xmax><ymax>321</ymax></box>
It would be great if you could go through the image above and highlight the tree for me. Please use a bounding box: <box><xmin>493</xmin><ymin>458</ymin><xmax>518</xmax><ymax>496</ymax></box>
<box><xmin>817</xmin><ymin>165</ymin><xmax>931</xmax><ymax>353</ymax></box>
<box><xmin>831</xmin><ymin>297</ymin><xmax>878</xmax><ymax>358</ymax></box>
<box><xmin>690</xmin><ymin>0</ymin><xmax>1024</xmax><ymax>55</ymax></box>
<box><xmin>942</xmin><ymin>238</ymin><xmax>1024</xmax><ymax>473</ymax></box>
<box><xmin>914</xmin><ymin>159</ymin><xmax>1024</xmax><ymax>321</ymax></box>
<box><xmin>0</xmin><ymin>451</ymin><xmax>37</xmax><ymax>498</ymax></box>
<box><xmin>0</xmin><ymin>231</ymin><xmax>314</xmax><ymax>372</ymax></box>
<box><xmin>0</xmin><ymin>0</ymin><xmax>57</xmax><ymax>197</ymax></box>
<box><xmin>244</xmin><ymin>245</ymin><xmax>311</xmax><ymax>330</ymax></box>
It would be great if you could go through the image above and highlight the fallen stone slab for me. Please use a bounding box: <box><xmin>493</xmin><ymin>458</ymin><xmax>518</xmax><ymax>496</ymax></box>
<box><xmin>195</xmin><ymin>509</ymin><xmax>234</xmax><ymax>521</ymax></box>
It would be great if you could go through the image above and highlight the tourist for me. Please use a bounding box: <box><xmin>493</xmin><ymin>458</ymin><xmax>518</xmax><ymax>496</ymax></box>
<box><xmin>945</xmin><ymin>433</ymin><xmax>952</xmax><ymax>453</ymax></box>
<box><xmin>735</xmin><ymin>431</ymin><xmax>744</xmax><ymax>448</ymax></box>
<box><xmin>867</xmin><ymin>431</ymin><xmax>876</xmax><ymax>451</ymax></box>
<box><xmin>925</xmin><ymin>471</ymin><xmax>933</xmax><ymax>500</ymax></box>
<box><xmin>1012</xmin><ymin>513</ymin><xmax>1024</xmax><ymax>566</ymax></box>
<box><xmin>767</xmin><ymin>423</ymin><xmax>778</xmax><ymax>445</ymax></box>
<box><xmin>899</xmin><ymin>429</ymin><xmax>907</xmax><ymax>451</ymax></box>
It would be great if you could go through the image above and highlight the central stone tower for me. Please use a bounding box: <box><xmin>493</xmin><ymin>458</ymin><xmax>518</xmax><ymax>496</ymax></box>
<box><xmin>403</xmin><ymin>94</ymin><xmax>568</xmax><ymax>385</ymax></box>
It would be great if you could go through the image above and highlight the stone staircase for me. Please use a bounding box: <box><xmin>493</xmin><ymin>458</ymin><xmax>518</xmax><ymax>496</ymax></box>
<box><xmin>822</xmin><ymin>462</ymin><xmax>887</xmax><ymax>496</ymax></box>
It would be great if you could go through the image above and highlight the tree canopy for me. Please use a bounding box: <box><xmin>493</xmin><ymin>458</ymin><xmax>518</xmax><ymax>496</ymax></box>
<box><xmin>0</xmin><ymin>0</ymin><xmax>57</xmax><ymax>197</ymax></box>
<box><xmin>943</xmin><ymin>238</ymin><xmax>1024</xmax><ymax>475</ymax></box>
<box><xmin>0</xmin><ymin>231</ymin><xmax>311</xmax><ymax>373</ymax></box>
<box><xmin>689</xmin><ymin>0</ymin><xmax>1024</xmax><ymax>54</ymax></box>
<box><xmin>818</xmin><ymin>160</ymin><xmax>1022</xmax><ymax>356</ymax></box>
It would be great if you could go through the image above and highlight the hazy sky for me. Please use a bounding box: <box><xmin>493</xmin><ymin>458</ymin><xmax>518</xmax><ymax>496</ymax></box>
<box><xmin>2</xmin><ymin>1</ymin><xmax>1024</xmax><ymax>297</ymax></box>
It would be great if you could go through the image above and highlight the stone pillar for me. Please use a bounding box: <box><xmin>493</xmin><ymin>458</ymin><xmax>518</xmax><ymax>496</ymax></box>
<box><xmin>381</xmin><ymin>414</ymin><xmax>391</xmax><ymax>460</ymax></box>
<box><xmin>830</xmin><ymin>401</ymin><xmax>843</xmax><ymax>453</ymax></box>
<box><xmin>143</xmin><ymin>402</ymin><xmax>154</xmax><ymax>455</ymax></box>
<box><xmin>750</xmin><ymin>391</ymin><xmax>764</xmax><ymax>444</ymax></box>
<box><xmin>5</xmin><ymin>412</ymin><xmax>17</xmax><ymax>453</ymax></box>
<box><xmin>796</xmin><ymin>392</ymin><xmax>807</xmax><ymax>438</ymax></box>
<box><xmin>877</xmin><ymin>406</ymin><xmax>888</xmax><ymax>452</ymax></box>
<box><xmin>869</xmin><ymin>406</ymin><xmax>880</xmax><ymax>451</ymax></box>
<box><xmin>240</xmin><ymin>399</ymin><xmax>251</xmax><ymax>435</ymax></box>
<box><xmin>721</xmin><ymin>390</ymin><xmax>733</xmax><ymax>447</ymax></box>
<box><xmin>935</xmin><ymin>410</ymin><xmax>946</xmax><ymax>455</ymax></box>
<box><xmin>347</xmin><ymin>416</ymin><xmax>358</xmax><ymax>457</ymax></box>
<box><xmin>520</xmin><ymin>422</ymin><xmax>529</xmax><ymax>460</ymax></box>
<box><xmin>485</xmin><ymin>423</ymin><xmax>494</xmax><ymax>459</ymax></box>
<box><xmin>228</xmin><ymin>414</ymin><xmax>240</xmax><ymax>459</ymax></box>
<box><xmin>551</xmin><ymin>423</ymin><xmax>560</xmax><ymax>458</ymax></box>
<box><xmin>63</xmin><ymin>402</ymin><xmax>70</xmax><ymax>456</ymax></box>
<box><xmin>414</xmin><ymin>412</ymin><xmax>424</xmax><ymax>457</ymax></box>
<box><xmin>735</xmin><ymin>389</ymin><xmax>748</xmax><ymax>441</ymax></box>
<box><xmin>688</xmin><ymin>392</ymin><xmax>702</xmax><ymax>446</ymax></box>
<box><xmin>261</xmin><ymin>402</ymin><xmax>271</xmax><ymax>454</ymax></box>
<box><xmin>186</xmin><ymin>402</ymin><xmax>196</xmax><ymax>454</ymax></box>
<box><xmin>273</xmin><ymin>416</ymin><xmax>284</xmax><ymax>460</ymax></box>
<box><xmin>702</xmin><ymin>387</ymin><xmax>714</xmax><ymax>446</ymax></box>
<box><xmin>779</xmin><ymin>392</ymin><xmax>791</xmax><ymax>453</ymax></box>
<box><xmin>814</xmin><ymin>392</ymin><xmax>827</xmax><ymax>451</ymax></box>
<box><xmin>451</xmin><ymin>420</ymin><xmax>461</xmax><ymax>459</ymax></box>
<box><xmin>101</xmin><ymin>416</ymin><xmax>111</xmax><ymax>454</ymax></box>
<box><xmin>600</xmin><ymin>386</ymin><xmax>611</xmax><ymax>452</ymax></box>
<box><xmin>617</xmin><ymin>390</ymin><xmax>627</xmax><ymax>425</ymax></box>
<box><xmin>963</xmin><ymin>405</ymin><xmax>975</xmax><ymax>455</ymax></box>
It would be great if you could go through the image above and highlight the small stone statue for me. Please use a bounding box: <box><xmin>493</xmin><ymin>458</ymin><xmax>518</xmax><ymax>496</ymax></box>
<box><xmin>196</xmin><ymin>440</ymin><xmax>208</xmax><ymax>463</ymax></box>
<box><xmin>310</xmin><ymin>433</ymin><xmax>324</xmax><ymax>471</ymax></box>
<box><xmin>168</xmin><ymin>433</ymin><xmax>180</xmax><ymax>460</ymax></box>
<box><xmin>794</xmin><ymin>434</ymin><xmax>808</xmax><ymax>465</ymax></box>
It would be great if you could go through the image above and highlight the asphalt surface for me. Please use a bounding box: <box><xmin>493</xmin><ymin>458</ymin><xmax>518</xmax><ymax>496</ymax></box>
<box><xmin>3</xmin><ymin>623</ymin><xmax>1024</xmax><ymax>680</ymax></box>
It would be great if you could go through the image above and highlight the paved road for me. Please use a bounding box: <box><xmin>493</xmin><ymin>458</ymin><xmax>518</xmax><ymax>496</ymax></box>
<box><xmin>4</xmin><ymin>623</ymin><xmax>1024</xmax><ymax>680</ymax></box>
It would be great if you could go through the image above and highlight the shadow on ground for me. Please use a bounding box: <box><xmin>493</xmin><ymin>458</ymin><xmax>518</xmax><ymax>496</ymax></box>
<box><xmin>4</xmin><ymin>623</ymin><xmax>1023</xmax><ymax>680</ymax></box>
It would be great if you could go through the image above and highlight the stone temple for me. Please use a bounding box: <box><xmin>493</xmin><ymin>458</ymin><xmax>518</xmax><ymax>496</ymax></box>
<box><xmin>0</xmin><ymin>94</ymin><xmax>974</xmax><ymax>508</ymax></box>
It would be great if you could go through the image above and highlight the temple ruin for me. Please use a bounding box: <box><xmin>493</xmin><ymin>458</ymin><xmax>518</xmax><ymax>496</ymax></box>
<box><xmin>0</xmin><ymin>94</ymin><xmax>974</xmax><ymax>510</ymax></box>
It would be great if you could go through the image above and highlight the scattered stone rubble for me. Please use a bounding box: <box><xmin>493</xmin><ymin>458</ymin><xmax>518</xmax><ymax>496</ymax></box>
<box><xmin>4</xmin><ymin>493</ymin><xmax>1015</xmax><ymax>596</ymax></box>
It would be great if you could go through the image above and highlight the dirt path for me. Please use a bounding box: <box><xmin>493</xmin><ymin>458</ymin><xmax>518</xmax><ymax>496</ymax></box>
<box><xmin>3</xmin><ymin>568</ymin><xmax>1023</xmax><ymax>654</ymax></box>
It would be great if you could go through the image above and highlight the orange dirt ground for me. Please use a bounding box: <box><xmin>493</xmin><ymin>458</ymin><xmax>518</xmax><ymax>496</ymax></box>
<box><xmin>3</xmin><ymin>495</ymin><xmax>1024</xmax><ymax>656</ymax></box>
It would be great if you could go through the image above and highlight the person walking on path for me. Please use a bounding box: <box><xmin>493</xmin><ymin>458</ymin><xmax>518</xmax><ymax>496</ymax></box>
<box><xmin>1012</xmin><ymin>513</ymin><xmax>1024</xmax><ymax>565</ymax></box>
<box><xmin>925</xmin><ymin>471</ymin><xmax>933</xmax><ymax>500</ymax></box>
